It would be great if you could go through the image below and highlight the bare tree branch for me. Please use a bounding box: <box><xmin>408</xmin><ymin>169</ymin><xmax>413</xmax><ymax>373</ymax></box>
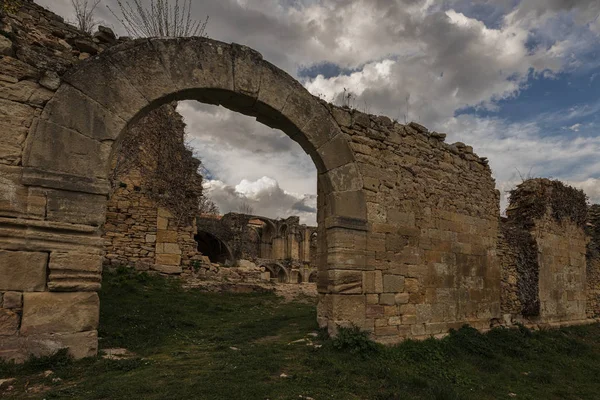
<box><xmin>71</xmin><ymin>0</ymin><xmax>101</xmax><ymax>35</ymax></box>
<box><xmin>108</xmin><ymin>0</ymin><xmax>208</xmax><ymax>38</ymax></box>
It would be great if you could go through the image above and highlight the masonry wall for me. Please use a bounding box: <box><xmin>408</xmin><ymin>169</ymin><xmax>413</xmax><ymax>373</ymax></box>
<box><xmin>104</xmin><ymin>103</ymin><xmax>204</xmax><ymax>274</ymax></box>
<box><xmin>499</xmin><ymin>179</ymin><xmax>589</xmax><ymax>325</ymax></box>
<box><xmin>321</xmin><ymin>107</ymin><xmax>502</xmax><ymax>340</ymax></box>
<box><xmin>534</xmin><ymin>216</ymin><xmax>587</xmax><ymax>322</ymax></box>
<box><xmin>0</xmin><ymin>0</ymin><xmax>117</xmax><ymax>361</ymax></box>
<box><xmin>586</xmin><ymin>205</ymin><xmax>600</xmax><ymax>318</ymax></box>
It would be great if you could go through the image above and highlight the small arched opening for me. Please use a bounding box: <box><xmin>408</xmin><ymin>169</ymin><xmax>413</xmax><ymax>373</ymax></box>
<box><xmin>277</xmin><ymin>268</ymin><xmax>287</xmax><ymax>283</ymax></box>
<box><xmin>194</xmin><ymin>231</ymin><xmax>233</xmax><ymax>264</ymax></box>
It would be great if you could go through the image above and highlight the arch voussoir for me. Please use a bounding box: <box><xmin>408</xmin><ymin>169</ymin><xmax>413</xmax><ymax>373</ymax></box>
<box><xmin>317</xmin><ymin>134</ymin><xmax>355</xmax><ymax>172</ymax></box>
<box><xmin>23</xmin><ymin>119</ymin><xmax>111</xmax><ymax>180</ymax></box>
<box><xmin>40</xmin><ymin>84</ymin><xmax>126</xmax><ymax>143</ymax></box>
<box><xmin>149</xmin><ymin>37</ymin><xmax>234</xmax><ymax>95</ymax></box>
<box><xmin>62</xmin><ymin>56</ymin><xmax>149</xmax><ymax>122</ymax></box>
<box><xmin>102</xmin><ymin>39</ymin><xmax>178</xmax><ymax>105</ymax></box>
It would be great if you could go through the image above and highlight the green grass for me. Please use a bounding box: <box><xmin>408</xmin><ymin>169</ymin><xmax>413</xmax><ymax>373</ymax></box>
<box><xmin>3</xmin><ymin>268</ymin><xmax>600</xmax><ymax>399</ymax></box>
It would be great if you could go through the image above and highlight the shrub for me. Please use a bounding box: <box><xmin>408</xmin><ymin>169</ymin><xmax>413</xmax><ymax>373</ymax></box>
<box><xmin>331</xmin><ymin>326</ymin><xmax>378</xmax><ymax>355</ymax></box>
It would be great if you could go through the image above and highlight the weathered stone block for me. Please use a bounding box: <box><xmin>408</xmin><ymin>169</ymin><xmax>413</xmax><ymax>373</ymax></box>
<box><xmin>0</xmin><ymin>331</ymin><xmax>97</xmax><ymax>362</ymax></box>
<box><xmin>157</xmin><ymin>243</ymin><xmax>181</xmax><ymax>255</ymax></box>
<box><xmin>0</xmin><ymin>98</ymin><xmax>35</xmax><ymax>128</ymax></box>
<box><xmin>63</xmin><ymin>52</ymin><xmax>149</xmax><ymax>122</ymax></box>
<box><xmin>379</xmin><ymin>293</ymin><xmax>396</xmax><ymax>305</ymax></box>
<box><xmin>383</xmin><ymin>275</ymin><xmax>405</xmax><ymax>292</ymax></box>
<box><xmin>330</xmin><ymin>294</ymin><xmax>366</xmax><ymax>322</ymax></box>
<box><xmin>326</xmin><ymin>163</ymin><xmax>362</xmax><ymax>192</ymax></box>
<box><xmin>2</xmin><ymin>292</ymin><xmax>22</xmax><ymax>309</ymax></box>
<box><xmin>20</xmin><ymin>292</ymin><xmax>99</xmax><ymax>335</ymax></box>
<box><xmin>0</xmin><ymin>250</ymin><xmax>47</xmax><ymax>291</ymax></box>
<box><xmin>155</xmin><ymin>253</ymin><xmax>181</xmax><ymax>266</ymax></box>
<box><xmin>23</xmin><ymin>119</ymin><xmax>111</xmax><ymax>179</ymax></box>
<box><xmin>48</xmin><ymin>252</ymin><xmax>103</xmax><ymax>292</ymax></box>
<box><xmin>317</xmin><ymin>134</ymin><xmax>355</xmax><ymax>172</ymax></box>
<box><xmin>149</xmin><ymin>37</ymin><xmax>234</xmax><ymax>97</ymax></box>
<box><xmin>327</xmin><ymin>190</ymin><xmax>367</xmax><ymax>221</ymax></box>
<box><xmin>363</xmin><ymin>270</ymin><xmax>383</xmax><ymax>293</ymax></box>
<box><xmin>395</xmin><ymin>292</ymin><xmax>410</xmax><ymax>304</ymax></box>
<box><xmin>328</xmin><ymin>270</ymin><xmax>362</xmax><ymax>294</ymax></box>
<box><xmin>46</xmin><ymin>190</ymin><xmax>106</xmax><ymax>226</ymax></box>
<box><xmin>41</xmin><ymin>84</ymin><xmax>125</xmax><ymax>141</ymax></box>
<box><xmin>0</xmin><ymin>309</ymin><xmax>19</xmax><ymax>335</ymax></box>
<box><xmin>156</xmin><ymin>230</ymin><xmax>178</xmax><ymax>243</ymax></box>
<box><xmin>151</xmin><ymin>263</ymin><xmax>182</xmax><ymax>274</ymax></box>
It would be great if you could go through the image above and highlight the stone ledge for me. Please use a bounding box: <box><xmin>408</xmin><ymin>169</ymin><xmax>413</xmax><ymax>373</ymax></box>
<box><xmin>21</xmin><ymin>167</ymin><xmax>110</xmax><ymax>195</ymax></box>
<box><xmin>324</xmin><ymin>216</ymin><xmax>368</xmax><ymax>231</ymax></box>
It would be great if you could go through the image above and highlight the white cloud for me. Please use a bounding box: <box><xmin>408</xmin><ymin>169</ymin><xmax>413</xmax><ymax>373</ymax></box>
<box><xmin>204</xmin><ymin>177</ymin><xmax>317</xmax><ymax>225</ymax></box>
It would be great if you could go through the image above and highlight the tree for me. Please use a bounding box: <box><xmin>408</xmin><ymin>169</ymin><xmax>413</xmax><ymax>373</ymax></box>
<box><xmin>1</xmin><ymin>0</ymin><xmax>21</xmax><ymax>14</ymax></box>
<box><xmin>71</xmin><ymin>0</ymin><xmax>101</xmax><ymax>34</ymax></box>
<box><xmin>198</xmin><ymin>195</ymin><xmax>219</xmax><ymax>216</ymax></box>
<box><xmin>108</xmin><ymin>0</ymin><xmax>208</xmax><ymax>38</ymax></box>
<box><xmin>238</xmin><ymin>200</ymin><xmax>254</xmax><ymax>215</ymax></box>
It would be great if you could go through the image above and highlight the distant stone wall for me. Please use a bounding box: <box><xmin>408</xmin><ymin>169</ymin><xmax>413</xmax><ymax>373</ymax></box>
<box><xmin>535</xmin><ymin>216</ymin><xmax>587</xmax><ymax>322</ymax></box>
<box><xmin>586</xmin><ymin>205</ymin><xmax>600</xmax><ymax>318</ymax></box>
<box><xmin>499</xmin><ymin>179</ymin><xmax>588</xmax><ymax>324</ymax></box>
<box><xmin>103</xmin><ymin>181</ymin><xmax>158</xmax><ymax>270</ymax></box>
<box><xmin>196</xmin><ymin>212</ymin><xmax>317</xmax><ymax>283</ymax></box>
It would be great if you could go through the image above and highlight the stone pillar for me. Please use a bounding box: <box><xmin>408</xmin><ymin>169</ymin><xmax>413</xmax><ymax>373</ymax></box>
<box><xmin>154</xmin><ymin>207</ymin><xmax>183</xmax><ymax>274</ymax></box>
<box><xmin>0</xmin><ymin>185</ymin><xmax>104</xmax><ymax>362</ymax></box>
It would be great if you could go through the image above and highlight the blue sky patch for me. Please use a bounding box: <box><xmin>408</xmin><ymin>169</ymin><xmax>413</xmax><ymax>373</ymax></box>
<box><xmin>456</xmin><ymin>66</ymin><xmax>600</xmax><ymax>138</ymax></box>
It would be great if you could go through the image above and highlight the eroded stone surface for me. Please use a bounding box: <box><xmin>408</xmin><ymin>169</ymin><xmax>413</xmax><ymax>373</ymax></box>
<box><xmin>0</xmin><ymin>251</ymin><xmax>47</xmax><ymax>291</ymax></box>
<box><xmin>20</xmin><ymin>292</ymin><xmax>99</xmax><ymax>335</ymax></box>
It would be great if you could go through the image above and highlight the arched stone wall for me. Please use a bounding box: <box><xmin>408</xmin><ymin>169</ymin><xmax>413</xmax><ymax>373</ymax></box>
<box><xmin>4</xmin><ymin>37</ymin><xmax>368</xmax><ymax>359</ymax></box>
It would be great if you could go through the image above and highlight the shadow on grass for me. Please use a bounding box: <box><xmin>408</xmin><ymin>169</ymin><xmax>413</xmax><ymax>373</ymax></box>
<box><xmin>3</xmin><ymin>268</ymin><xmax>600</xmax><ymax>400</ymax></box>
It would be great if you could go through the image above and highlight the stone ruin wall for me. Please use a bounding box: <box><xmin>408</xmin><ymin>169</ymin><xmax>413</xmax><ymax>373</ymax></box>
<box><xmin>0</xmin><ymin>0</ymin><xmax>116</xmax><ymax>361</ymax></box>
<box><xmin>0</xmin><ymin>0</ymin><xmax>202</xmax><ymax>360</ymax></box>
<box><xmin>499</xmin><ymin>179</ymin><xmax>589</xmax><ymax>326</ymax></box>
<box><xmin>195</xmin><ymin>213</ymin><xmax>318</xmax><ymax>283</ymax></box>
<box><xmin>2</xmin><ymin>0</ymin><xmax>600</xmax><ymax>361</ymax></box>
<box><xmin>320</xmin><ymin>109</ymin><xmax>502</xmax><ymax>339</ymax></box>
<box><xmin>586</xmin><ymin>205</ymin><xmax>600</xmax><ymax>318</ymax></box>
<box><xmin>103</xmin><ymin>103</ymin><xmax>204</xmax><ymax>275</ymax></box>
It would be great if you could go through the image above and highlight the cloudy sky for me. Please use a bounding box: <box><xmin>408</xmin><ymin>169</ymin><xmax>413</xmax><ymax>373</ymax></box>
<box><xmin>38</xmin><ymin>0</ymin><xmax>600</xmax><ymax>224</ymax></box>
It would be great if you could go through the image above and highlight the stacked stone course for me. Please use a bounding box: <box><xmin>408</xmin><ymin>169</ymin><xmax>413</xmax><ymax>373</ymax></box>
<box><xmin>319</xmin><ymin>108</ymin><xmax>501</xmax><ymax>340</ymax></box>
<box><xmin>586</xmin><ymin>205</ymin><xmax>600</xmax><ymax>318</ymax></box>
<box><xmin>499</xmin><ymin>179</ymin><xmax>588</xmax><ymax>325</ymax></box>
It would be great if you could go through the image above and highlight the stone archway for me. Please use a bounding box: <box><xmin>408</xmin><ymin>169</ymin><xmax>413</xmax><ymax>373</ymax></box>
<box><xmin>194</xmin><ymin>231</ymin><xmax>233</xmax><ymax>264</ymax></box>
<box><xmin>9</xmin><ymin>37</ymin><xmax>369</xmax><ymax>359</ymax></box>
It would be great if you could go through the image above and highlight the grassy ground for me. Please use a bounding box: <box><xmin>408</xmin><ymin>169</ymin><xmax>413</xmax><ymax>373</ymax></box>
<box><xmin>2</xmin><ymin>268</ymin><xmax>600</xmax><ymax>399</ymax></box>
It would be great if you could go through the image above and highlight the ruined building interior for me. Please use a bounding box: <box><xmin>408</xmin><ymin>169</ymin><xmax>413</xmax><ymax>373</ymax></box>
<box><xmin>2</xmin><ymin>0</ymin><xmax>600</xmax><ymax>362</ymax></box>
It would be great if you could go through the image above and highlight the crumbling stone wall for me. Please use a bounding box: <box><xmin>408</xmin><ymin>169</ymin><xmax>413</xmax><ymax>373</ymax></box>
<box><xmin>196</xmin><ymin>212</ymin><xmax>317</xmax><ymax>283</ymax></box>
<box><xmin>104</xmin><ymin>102</ymin><xmax>204</xmax><ymax>274</ymax></box>
<box><xmin>320</xmin><ymin>112</ymin><xmax>501</xmax><ymax>340</ymax></box>
<box><xmin>586</xmin><ymin>205</ymin><xmax>600</xmax><ymax>318</ymax></box>
<box><xmin>499</xmin><ymin>179</ymin><xmax>588</xmax><ymax>324</ymax></box>
<box><xmin>0</xmin><ymin>0</ymin><xmax>123</xmax><ymax>362</ymax></box>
